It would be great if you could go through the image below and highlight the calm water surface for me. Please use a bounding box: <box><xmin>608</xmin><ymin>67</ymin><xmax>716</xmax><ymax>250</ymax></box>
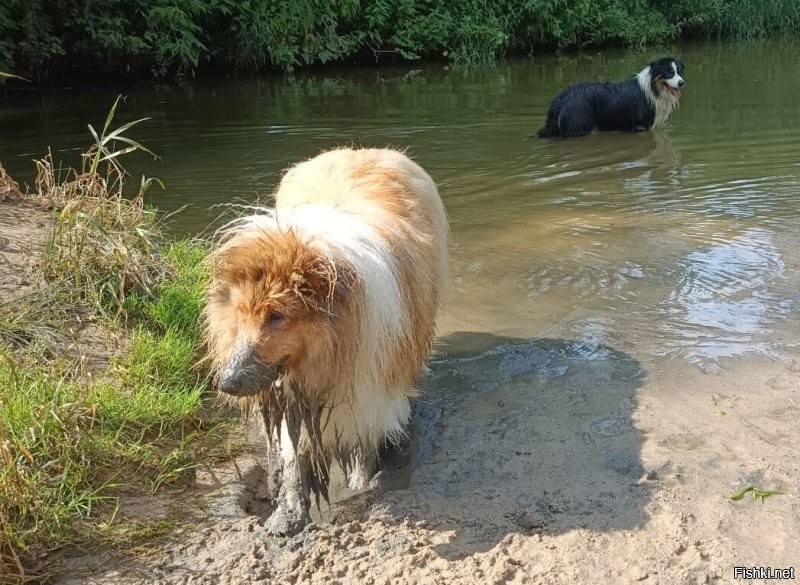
<box><xmin>3</xmin><ymin>39</ymin><xmax>800</xmax><ymax>374</ymax></box>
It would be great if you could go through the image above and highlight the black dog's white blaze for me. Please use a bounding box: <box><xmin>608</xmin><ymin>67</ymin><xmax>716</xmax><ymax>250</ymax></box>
<box><xmin>536</xmin><ymin>57</ymin><xmax>685</xmax><ymax>139</ymax></box>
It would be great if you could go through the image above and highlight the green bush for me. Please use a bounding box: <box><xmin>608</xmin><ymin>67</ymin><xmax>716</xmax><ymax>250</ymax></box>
<box><xmin>1</xmin><ymin>0</ymin><xmax>798</xmax><ymax>81</ymax></box>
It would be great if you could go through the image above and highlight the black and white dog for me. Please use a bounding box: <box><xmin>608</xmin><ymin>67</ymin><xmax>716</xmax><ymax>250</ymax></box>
<box><xmin>536</xmin><ymin>57</ymin><xmax>685</xmax><ymax>139</ymax></box>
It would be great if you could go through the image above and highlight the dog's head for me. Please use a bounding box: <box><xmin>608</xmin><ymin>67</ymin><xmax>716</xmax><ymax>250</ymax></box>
<box><xmin>649</xmin><ymin>57</ymin><xmax>685</xmax><ymax>100</ymax></box>
<box><xmin>203</xmin><ymin>226</ymin><xmax>349</xmax><ymax>398</ymax></box>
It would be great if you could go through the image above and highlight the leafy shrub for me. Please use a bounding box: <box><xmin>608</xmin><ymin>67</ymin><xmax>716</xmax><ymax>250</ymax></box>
<box><xmin>0</xmin><ymin>1</ymin><xmax>798</xmax><ymax>80</ymax></box>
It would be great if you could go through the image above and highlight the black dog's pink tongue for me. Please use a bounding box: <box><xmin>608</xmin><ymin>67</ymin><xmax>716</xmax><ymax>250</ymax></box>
<box><xmin>674</xmin><ymin>87</ymin><xmax>683</xmax><ymax>99</ymax></box>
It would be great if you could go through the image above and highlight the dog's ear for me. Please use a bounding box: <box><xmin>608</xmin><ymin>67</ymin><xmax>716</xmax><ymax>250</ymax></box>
<box><xmin>292</xmin><ymin>251</ymin><xmax>355</xmax><ymax>312</ymax></box>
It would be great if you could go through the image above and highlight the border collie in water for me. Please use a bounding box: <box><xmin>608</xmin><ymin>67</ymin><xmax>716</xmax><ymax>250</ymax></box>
<box><xmin>536</xmin><ymin>57</ymin><xmax>685</xmax><ymax>139</ymax></box>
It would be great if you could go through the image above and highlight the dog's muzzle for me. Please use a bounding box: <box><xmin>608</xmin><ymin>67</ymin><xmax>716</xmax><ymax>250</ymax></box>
<box><xmin>217</xmin><ymin>341</ymin><xmax>283</xmax><ymax>397</ymax></box>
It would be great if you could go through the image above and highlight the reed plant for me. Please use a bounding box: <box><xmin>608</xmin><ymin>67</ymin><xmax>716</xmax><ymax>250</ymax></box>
<box><xmin>36</xmin><ymin>96</ymin><xmax>167</xmax><ymax>317</ymax></box>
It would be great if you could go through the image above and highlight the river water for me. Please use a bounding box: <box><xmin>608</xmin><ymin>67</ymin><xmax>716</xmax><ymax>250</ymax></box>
<box><xmin>2</xmin><ymin>39</ymin><xmax>800</xmax><ymax>375</ymax></box>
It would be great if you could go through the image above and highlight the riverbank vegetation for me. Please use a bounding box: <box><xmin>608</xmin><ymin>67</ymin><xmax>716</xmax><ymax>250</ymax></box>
<box><xmin>1</xmin><ymin>0</ymin><xmax>798</xmax><ymax>82</ymax></box>
<box><xmin>0</xmin><ymin>98</ymin><xmax>230</xmax><ymax>583</ymax></box>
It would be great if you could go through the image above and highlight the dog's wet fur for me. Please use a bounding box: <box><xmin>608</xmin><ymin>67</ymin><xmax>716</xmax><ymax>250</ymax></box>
<box><xmin>536</xmin><ymin>57</ymin><xmax>685</xmax><ymax>139</ymax></box>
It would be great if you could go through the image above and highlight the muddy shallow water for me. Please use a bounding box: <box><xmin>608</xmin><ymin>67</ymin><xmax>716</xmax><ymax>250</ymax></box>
<box><xmin>4</xmin><ymin>38</ymin><xmax>800</xmax><ymax>584</ymax></box>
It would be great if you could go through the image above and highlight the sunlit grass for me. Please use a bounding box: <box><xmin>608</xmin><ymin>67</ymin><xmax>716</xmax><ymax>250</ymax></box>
<box><xmin>0</xmin><ymin>343</ymin><xmax>205</xmax><ymax>578</ymax></box>
<box><xmin>0</xmin><ymin>238</ymin><xmax>215</xmax><ymax>582</ymax></box>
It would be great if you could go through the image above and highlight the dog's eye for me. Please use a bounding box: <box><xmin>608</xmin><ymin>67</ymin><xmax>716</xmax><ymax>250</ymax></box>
<box><xmin>266</xmin><ymin>312</ymin><xmax>285</xmax><ymax>327</ymax></box>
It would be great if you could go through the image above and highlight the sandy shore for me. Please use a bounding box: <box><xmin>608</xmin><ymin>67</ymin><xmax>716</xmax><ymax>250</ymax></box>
<box><xmin>4</xmin><ymin>201</ymin><xmax>797</xmax><ymax>585</ymax></box>
<box><xmin>55</xmin><ymin>332</ymin><xmax>800</xmax><ymax>585</ymax></box>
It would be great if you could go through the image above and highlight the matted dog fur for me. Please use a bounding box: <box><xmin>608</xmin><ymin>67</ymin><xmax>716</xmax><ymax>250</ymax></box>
<box><xmin>202</xmin><ymin>147</ymin><xmax>449</xmax><ymax>534</ymax></box>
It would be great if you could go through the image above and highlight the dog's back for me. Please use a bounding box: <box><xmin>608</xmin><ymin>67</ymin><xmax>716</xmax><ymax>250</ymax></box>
<box><xmin>536</xmin><ymin>82</ymin><xmax>603</xmax><ymax>138</ymax></box>
<box><xmin>276</xmin><ymin>148</ymin><xmax>448</xmax><ymax>273</ymax></box>
<box><xmin>274</xmin><ymin>148</ymin><xmax>450</xmax><ymax>345</ymax></box>
<box><xmin>536</xmin><ymin>79</ymin><xmax>647</xmax><ymax>138</ymax></box>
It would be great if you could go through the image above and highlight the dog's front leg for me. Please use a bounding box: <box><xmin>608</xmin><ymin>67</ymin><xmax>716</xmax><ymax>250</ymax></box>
<box><xmin>264</xmin><ymin>424</ymin><xmax>311</xmax><ymax>536</ymax></box>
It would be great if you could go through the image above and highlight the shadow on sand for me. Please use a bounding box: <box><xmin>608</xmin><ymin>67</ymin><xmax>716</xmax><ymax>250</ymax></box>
<box><xmin>329</xmin><ymin>331</ymin><xmax>652</xmax><ymax>560</ymax></box>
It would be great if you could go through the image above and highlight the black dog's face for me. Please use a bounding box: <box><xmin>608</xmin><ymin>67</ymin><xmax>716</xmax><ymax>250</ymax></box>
<box><xmin>649</xmin><ymin>57</ymin><xmax>685</xmax><ymax>99</ymax></box>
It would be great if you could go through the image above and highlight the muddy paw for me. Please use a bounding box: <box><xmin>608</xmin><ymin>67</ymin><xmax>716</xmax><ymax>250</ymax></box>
<box><xmin>264</xmin><ymin>506</ymin><xmax>311</xmax><ymax>537</ymax></box>
<box><xmin>368</xmin><ymin>470</ymin><xmax>388</xmax><ymax>490</ymax></box>
<box><xmin>347</xmin><ymin>466</ymin><xmax>373</xmax><ymax>491</ymax></box>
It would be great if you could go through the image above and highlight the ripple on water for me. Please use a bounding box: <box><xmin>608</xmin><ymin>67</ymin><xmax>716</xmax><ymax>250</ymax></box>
<box><xmin>591</xmin><ymin>417</ymin><xmax>627</xmax><ymax>437</ymax></box>
<box><xmin>515</xmin><ymin>219</ymin><xmax>795</xmax><ymax>370</ymax></box>
<box><xmin>656</xmin><ymin>228</ymin><xmax>791</xmax><ymax>365</ymax></box>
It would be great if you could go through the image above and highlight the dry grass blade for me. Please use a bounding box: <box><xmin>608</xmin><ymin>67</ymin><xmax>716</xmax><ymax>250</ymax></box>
<box><xmin>0</xmin><ymin>287</ymin><xmax>77</xmax><ymax>357</ymax></box>
<box><xmin>1</xmin><ymin>512</ymin><xmax>43</xmax><ymax>584</ymax></box>
<box><xmin>0</xmin><ymin>71</ymin><xmax>31</xmax><ymax>83</ymax></box>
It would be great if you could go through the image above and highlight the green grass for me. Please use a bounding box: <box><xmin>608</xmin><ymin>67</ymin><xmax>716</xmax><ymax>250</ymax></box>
<box><xmin>0</xmin><ymin>239</ymin><xmax>216</xmax><ymax>582</ymax></box>
<box><xmin>729</xmin><ymin>485</ymin><xmax>792</xmax><ymax>502</ymax></box>
<box><xmin>0</xmin><ymin>99</ymin><xmax>232</xmax><ymax>583</ymax></box>
<box><xmin>122</xmin><ymin>240</ymin><xmax>209</xmax><ymax>337</ymax></box>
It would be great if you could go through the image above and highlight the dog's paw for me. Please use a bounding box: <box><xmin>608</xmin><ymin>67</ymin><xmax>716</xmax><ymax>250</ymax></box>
<box><xmin>368</xmin><ymin>470</ymin><xmax>389</xmax><ymax>491</ymax></box>
<box><xmin>420</xmin><ymin>363</ymin><xmax>433</xmax><ymax>377</ymax></box>
<box><xmin>264</xmin><ymin>505</ymin><xmax>311</xmax><ymax>537</ymax></box>
<box><xmin>347</xmin><ymin>465</ymin><xmax>373</xmax><ymax>491</ymax></box>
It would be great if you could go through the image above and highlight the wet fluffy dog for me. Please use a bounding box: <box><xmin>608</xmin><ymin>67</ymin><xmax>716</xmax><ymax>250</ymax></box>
<box><xmin>203</xmin><ymin>148</ymin><xmax>449</xmax><ymax>535</ymax></box>
<box><xmin>536</xmin><ymin>57</ymin><xmax>685</xmax><ymax>139</ymax></box>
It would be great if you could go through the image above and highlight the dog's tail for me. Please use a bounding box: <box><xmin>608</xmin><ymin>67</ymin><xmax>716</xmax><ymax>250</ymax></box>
<box><xmin>533</xmin><ymin>111</ymin><xmax>559</xmax><ymax>139</ymax></box>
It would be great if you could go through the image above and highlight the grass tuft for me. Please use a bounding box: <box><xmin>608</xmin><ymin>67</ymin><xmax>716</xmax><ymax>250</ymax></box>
<box><xmin>0</xmin><ymin>288</ymin><xmax>77</xmax><ymax>358</ymax></box>
<box><xmin>34</xmin><ymin>96</ymin><xmax>167</xmax><ymax>317</ymax></box>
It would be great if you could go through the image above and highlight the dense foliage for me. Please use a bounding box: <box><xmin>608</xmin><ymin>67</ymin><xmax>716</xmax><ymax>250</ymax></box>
<box><xmin>1</xmin><ymin>0</ymin><xmax>799</xmax><ymax>80</ymax></box>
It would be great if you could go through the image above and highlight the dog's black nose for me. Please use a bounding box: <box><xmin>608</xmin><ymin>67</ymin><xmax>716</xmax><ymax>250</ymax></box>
<box><xmin>678</xmin><ymin>79</ymin><xmax>685</xmax><ymax>88</ymax></box>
